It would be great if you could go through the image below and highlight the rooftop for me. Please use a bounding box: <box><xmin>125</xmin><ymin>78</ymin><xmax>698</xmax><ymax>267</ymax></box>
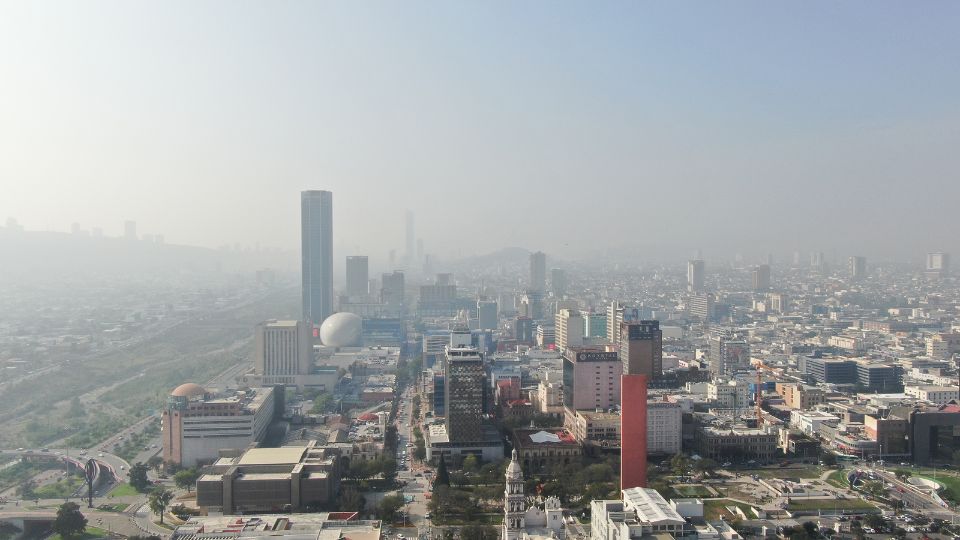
<box><xmin>622</xmin><ymin>487</ymin><xmax>686</xmax><ymax>525</ymax></box>
<box><xmin>236</xmin><ymin>447</ymin><xmax>308</xmax><ymax>466</ymax></box>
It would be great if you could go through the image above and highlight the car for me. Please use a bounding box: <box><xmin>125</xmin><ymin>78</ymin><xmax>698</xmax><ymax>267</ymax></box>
<box><xmin>722</xmin><ymin>462</ymin><xmax>732</xmax><ymax>467</ymax></box>
<box><xmin>98</xmin><ymin>453</ymin><xmax>104</xmax><ymax>457</ymax></box>
<box><xmin>425</xmin><ymin>512</ymin><xmax>431</xmax><ymax>519</ymax></box>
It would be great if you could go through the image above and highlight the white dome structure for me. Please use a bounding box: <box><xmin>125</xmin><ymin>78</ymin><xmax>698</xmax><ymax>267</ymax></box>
<box><xmin>319</xmin><ymin>312</ymin><xmax>362</xmax><ymax>348</ymax></box>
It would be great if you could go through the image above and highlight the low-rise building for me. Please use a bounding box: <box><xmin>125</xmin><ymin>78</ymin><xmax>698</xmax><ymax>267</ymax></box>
<box><xmin>904</xmin><ymin>385</ymin><xmax>959</xmax><ymax>405</ymax></box>
<box><xmin>591</xmin><ymin>488</ymin><xmax>691</xmax><ymax>540</ymax></box>
<box><xmin>694</xmin><ymin>424</ymin><xmax>777</xmax><ymax>462</ymax></box>
<box><xmin>647</xmin><ymin>401</ymin><xmax>682</xmax><ymax>455</ymax></box>
<box><xmin>512</xmin><ymin>428</ymin><xmax>582</xmax><ymax>473</ymax></box>
<box><xmin>170</xmin><ymin>513</ymin><xmax>381</xmax><ymax>540</ymax></box>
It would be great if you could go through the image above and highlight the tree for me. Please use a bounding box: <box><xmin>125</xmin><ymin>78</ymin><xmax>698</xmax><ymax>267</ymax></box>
<box><xmin>820</xmin><ymin>452</ymin><xmax>837</xmax><ymax>467</ymax></box>
<box><xmin>435</xmin><ymin>456</ymin><xmax>450</xmax><ymax>487</ymax></box>
<box><xmin>384</xmin><ymin>425</ymin><xmax>399</xmax><ymax>454</ymax></box>
<box><xmin>0</xmin><ymin>522</ymin><xmax>21</xmax><ymax>540</ymax></box>
<box><xmin>174</xmin><ymin>469</ymin><xmax>201</xmax><ymax>492</ymax></box>
<box><xmin>17</xmin><ymin>479</ymin><xmax>36</xmax><ymax>499</ymax></box>
<box><xmin>148</xmin><ymin>488</ymin><xmax>174</xmax><ymax>524</ymax></box>
<box><xmin>802</xmin><ymin>521</ymin><xmax>819</xmax><ymax>538</ymax></box>
<box><xmin>377</xmin><ymin>494</ymin><xmax>405</xmax><ymax>522</ymax></box>
<box><xmin>693</xmin><ymin>458</ymin><xmax>719</xmax><ymax>473</ymax></box>
<box><xmin>146</xmin><ymin>456</ymin><xmax>164</xmax><ymax>474</ymax></box>
<box><xmin>339</xmin><ymin>486</ymin><xmax>366</xmax><ymax>513</ymax></box>
<box><xmin>66</xmin><ymin>397</ymin><xmax>86</xmax><ymax>419</ymax></box>
<box><xmin>377</xmin><ymin>458</ymin><xmax>398</xmax><ymax>484</ymax></box>
<box><xmin>129</xmin><ymin>462</ymin><xmax>151</xmax><ymax>492</ymax></box>
<box><xmin>460</xmin><ymin>524</ymin><xmax>499</xmax><ymax>540</ymax></box>
<box><xmin>462</xmin><ymin>454</ymin><xmax>479</xmax><ymax>473</ymax></box>
<box><xmin>670</xmin><ymin>454</ymin><xmax>690</xmax><ymax>476</ymax></box>
<box><xmin>864</xmin><ymin>514</ymin><xmax>886</xmax><ymax>531</ymax></box>
<box><xmin>53</xmin><ymin>502</ymin><xmax>87</xmax><ymax>540</ymax></box>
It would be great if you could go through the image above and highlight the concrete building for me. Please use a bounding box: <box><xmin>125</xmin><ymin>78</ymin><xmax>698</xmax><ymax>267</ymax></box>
<box><xmin>619</xmin><ymin>320</ymin><xmax>662</xmax><ymax>379</ymax></box>
<box><xmin>251</xmin><ymin>320</ymin><xmax>310</xmax><ymax>386</ymax></box>
<box><xmin>555</xmin><ymin>309</ymin><xmax>585</xmax><ymax>353</ymax></box>
<box><xmin>477</xmin><ymin>300</ymin><xmax>498</xmax><ymax>331</ymax></box>
<box><xmin>162</xmin><ymin>384</ymin><xmax>276</xmax><ymax>467</ymax></box>
<box><xmin>856</xmin><ymin>362</ymin><xmax>901</xmax><ymax>392</ymax></box>
<box><xmin>926</xmin><ymin>252</ymin><xmax>950</xmax><ymax>278</ymax></box>
<box><xmin>584</xmin><ymin>312</ymin><xmax>608</xmax><ymax>339</ymax></box>
<box><xmin>828</xmin><ymin>335</ymin><xmax>866</xmax><ymax>352</ymax></box>
<box><xmin>802</xmin><ymin>357</ymin><xmax>857</xmax><ymax>385</ymax></box>
<box><xmin>620</xmin><ymin>374</ymin><xmax>648</xmax><ymax>489</ymax></box>
<box><xmin>345</xmin><ymin>256</ymin><xmax>369</xmax><ymax>297</ymax></box>
<box><xmin>302</xmin><ymin>190</ymin><xmax>334</xmax><ymax>325</ymax></box>
<box><xmin>707</xmin><ymin>379</ymin><xmax>750</xmax><ymax>411</ymax></box>
<box><xmin>926</xmin><ymin>333</ymin><xmax>960</xmax><ymax>359</ymax></box>
<box><xmin>444</xmin><ymin>346</ymin><xmax>485</xmax><ymax>443</ymax></box>
<box><xmin>562</xmin><ymin>348</ymin><xmax>621</xmax><ymax>411</ymax></box>
<box><xmin>752</xmin><ymin>264</ymin><xmax>771</xmax><ymax>291</ymax></box>
<box><xmin>688</xmin><ymin>294</ymin><xmax>716</xmax><ymax>321</ymax></box>
<box><xmin>687</xmin><ymin>260</ymin><xmax>705</xmax><ymax>292</ymax></box>
<box><xmin>709</xmin><ymin>335</ymin><xmax>750</xmax><ymax>376</ymax></box>
<box><xmin>849</xmin><ymin>255</ymin><xmax>867</xmax><ymax>280</ymax></box>
<box><xmin>694</xmin><ymin>425</ymin><xmax>777</xmax><ymax>461</ymax></box>
<box><xmin>380</xmin><ymin>271</ymin><xmax>405</xmax><ymax>308</ymax></box>
<box><xmin>646</xmin><ymin>400</ymin><xmax>681</xmax><ymax>455</ymax></box>
<box><xmin>551</xmin><ymin>268</ymin><xmax>567</xmax><ymax>298</ymax></box>
<box><xmin>790</xmin><ymin>410</ymin><xmax>840</xmax><ymax>437</ymax></box>
<box><xmin>536</xmin><ymin>324</ymin><xmax>555</xmax><ymax>348</ymax></box>
<box><xmin>171</xmin><ymin>513</ymin><xmax>381</xmax><ymax>540</ymax></box>
<box><xmin>909</xmin><ymin>404</ymin><xmax>960</xmax><ymax>464</ymax></box>
<box><xmin>905</xmin><ymin>385</ymin><xmax>959</xmax><ymax>405</ymax></box>
<box><xmin>512</xmin><ymin>429</ymin><xmax>582</xmax><ymax>473</ymax></box>
<box><xmin>196</xmin><ymin>445</ymin><xmax>339</xmax><ymax>514</ymax></box>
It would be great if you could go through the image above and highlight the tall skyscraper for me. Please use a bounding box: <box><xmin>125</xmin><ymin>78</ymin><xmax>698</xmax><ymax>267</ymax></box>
<box><xmin>530</xmin><ymin>251</ymin><xmax>547</xmax><ymax>293</ymax></box>
<box><xmin>752</xmin><ymin>264</ymin><xmax>771</xmax><ymax>291</ymax></box>
<box><xmin>444</xmin><ymin>346</ymin><xmax>485</xmax><ymax>442</ymax></box>
<box><xmin>477</xmin><ymin>300</ymin><xmax>498</xmax><ymax>331</ymax></box>
<box><xmin>345</xmin><ymin>256</ymin><xmax>369</xmax><ymax>297</ymax></box>
<box><xmin>381</xmin><ymin>271</ymin><xmax>405</xmax><ymax>307</ymax></box>
<box><xmin>254</xmin><ymin>320</ymin><xmax>312</xmax><ymax>384</ymax></box>
<box><xmin>926</xmin><ymin>252</ymin><xmax>950</xmax><ymax>278</ymax></box>
<box><xmin>619</xmin><ymin>320</ymin><xmax>662</xmax><ymax>378</ymax></box>
<box><xmin>555</xmin><ymin>309</ymin><xmax>584</xmax><ymax>352</ymax></box>
<box><xmin>687</xmin><ymin>259</ymin><xmax>705</xmax><ymax>292</ymax></box>
<box><xmin>551</xmin><ymin>268</ymin><xmax>567</xmax><ymax>298</ymax></box>
<box><xmin>849</xmin><ymin>255</ymin><xmax>867</xmax><ymax>280</ymax></box>
<box><xmin>301</xmin><ymin>190</ymin><xmax>333</xmax><ymax>325</ymax></box>
<box><xmin>709</xmin><ymin>333</ymin><xmax>750</xmax><ymax>376</ymax></box>
<box><xmin>405</xmin><ymin>210</ymin><xmax>415</xmax><ymax>263</ymax></box>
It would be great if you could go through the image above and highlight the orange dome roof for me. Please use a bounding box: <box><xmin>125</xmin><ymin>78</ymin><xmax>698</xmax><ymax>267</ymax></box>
<box><xmin>171</xmin><ymin>382</ymin><xmax>206</xmax><ymax>398</ymax></box>
<box><xmin>358</xmin><ymin>412</ymin><xmax>378</xmax><ymax>421</ymax></box>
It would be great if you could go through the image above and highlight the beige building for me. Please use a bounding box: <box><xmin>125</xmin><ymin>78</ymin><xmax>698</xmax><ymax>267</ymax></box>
<box><xmin>647</xmin><ymin>400</ymin><xmax>682</xmax><ymax>455</ymax></box>
<box><xmin>926</xmin><ymin>333</ymin><xmax>960</xmax><ymax>359</ymax></box>
<box><xmin>555</xmin><ymin>309</ymin><xmax>584</xmax><ymax>352</ymax></box>
<box><xmin>566</xmin><ymin>409</ymin><xmax>620</xmax><ymax>447</ymax></box>
<box><xmin>904</xmin><ymin>385</ymin><xmax>959</xmax><ymax>405</ymax></box>
<box><xmin>776</xmin><ymin>382</ymin><xmax>826</xmax><ymax>410</ymax></box>
<box><xmin>244</xmin><ymin>319</ymin><xmax>340</xmax><ymax>391</ymax></box>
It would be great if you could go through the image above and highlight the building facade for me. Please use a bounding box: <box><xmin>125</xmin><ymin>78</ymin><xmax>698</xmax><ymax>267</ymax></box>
<box><xmin>301</xmin><ymin>190</ymin><xmax>334</xmax><ymax>325</ymax></box>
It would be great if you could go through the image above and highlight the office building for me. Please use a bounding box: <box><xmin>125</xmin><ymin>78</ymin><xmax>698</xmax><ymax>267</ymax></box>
<box><xmin>687</xmin><ymin>294</ymin><xmax>716</xmax><ymax>321</ymax></box>
<box><xmin>584</xmin><ymin>312</ymin><xmax>607</xmax><ymax>339</ymax></box>
<box><xmin>380</xmin><ymin>271</ymin><xmax>404</xmax><ymax>307</ymax></box>
<box><xmin>849</xmin><ymin>255</ymin><xmax>867</xmax><ymax>280</ymax></box>
<box><xmin>172</xmin><ymin>513</ymin><xmax>381</xmax><ymax>540</ymax></box>
<box><xmin>530</xmin><ymin>252</ymin><xmax>547</xmax><ymax>293</ymax></box>
<box><xmin>562</xmin><ymin>348</ymin><xmax>621</xmax><ymax>411</ymax></box>
<box><xmin>196</xmin><ymin>445</ymin><xmax>339</xmax><ymax>513</ymax></box>
<box><xmin>695</xmin><ymin>424</ymin><xmax>777</xmax><ymax>461</ymax></box>
<box><xmin>551</xmin><ymin>268</ymin><xmax>567</xmax><ymax>298</ymax></box>
<box><xmin>752</xmin><ymin>264</ymin><xmax>771</xmax><ymax>291</ymax></box>
<box><xmin>345</xmin><ymin>256</ymin><xmax>369</xmax><ymax>297</ymax></box>
<box><xmin>477</xmin><ymin>300</ymin><xmax>498</xmax><ymax>330</ymax></box>
<box><xmin>520</xmin><ymin>291</ymin><xmax>545</xmax><ymax>320</ymax></box>
<box><xmin>856</xmin><ymin>362</ymin><xmax>901</xmax><ymax>391</ymax></box>
<box><xmin>619</xmin><ymin>320</ymin><xmax>662</xmax><ymax>378</ymax></box>
<box><xmin>802</xmin><ymin>357</ymin><xmax>857</xmax><ymax>384</ymax></box>
<box><xmin>926</xmin><ymin>332</ymin><xmax>960</xmax><ymax>359</ymax></box>
<box><xmin>536</xmin><ymin>324</ymin><xmax>555</xmax><ymax>348</ymax></box>
<box><xmin>775</xmin><ymin>383</ymin><xmax>825</xmax><ymax>410</ymax></box>
<box><xmin>302</xmin><ymin>190</ymin><xmax>334</xmax><ymax>325</ymax></box>
<box><xmin>444</xmin><ymin>346</ymin><xmax>485</xmax><ymax>443</ymax></box>
<box><xmin>513</xmin><ymin>317</ymin><xmax>536</xmax><ymax>344</ymax></box>
<box><xmin>418</xmin><ymin>280</ymin><xmax>458</xmax><ymax>317</ymax></box>
<box><xmin>591</xmin><ymin>489</ymin><xmax>689</xmax><ymax>540</ymax></box>
<box><xmin>904</xmin><ymin>385</ymin><xmax>959</xmax><ymax>405</ymax></box>
<box><xmin>709</xmin><ymin>334</ymin><xmax>750</xmax><ymax>376</ymax></box>
<box><xmin>646</xmin><ymin>400</ymin><xmax>681</xmax><ymax>455</ymax></box>
<box><xmin>162</xmin><ymin>384</ymin><xmax>276</xmax><ymax>467</ymax></box>
<box><xmin>810</xmin><ymin>251</ymin><xmax>825</xmax><ymax>271</ymax></box>
<box><xmin>926</xmin><ymin>252</ymin><xmax>950</xmax><ymax>278</ymax></box>
<box><xmin>244</xmin><ymin>320</ymin><xmax>338</xmax><ymax>391</ymax></box>
<box><xmin>555</xmin><ymin>309</ymin><xmax>585</xmax><ymax>352</ymax></box>
<box><xmin>707</xmin><ymin>379</ymin><xmax>750</xmax><ymax>410</ymax></box>
<box><xmin>909</xmin><ymin>404</ymin><xmax>960</xmax><ymax>464</ymax></box>
<box><xmin>687</xmin><ymin>259</ymin><xmax>705</xmax><ymax>292</ymax></box>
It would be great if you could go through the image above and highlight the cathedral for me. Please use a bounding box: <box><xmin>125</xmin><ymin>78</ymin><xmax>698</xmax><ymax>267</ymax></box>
<box><xmin>502</xmin><ymin>449</ymin><xmax>567</xmax><ymax>540</ymax></box>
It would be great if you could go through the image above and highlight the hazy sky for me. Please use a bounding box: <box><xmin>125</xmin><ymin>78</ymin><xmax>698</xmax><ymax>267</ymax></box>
<box><xmin>2</xmin><ymin>2</ymin><xmax>959</xmax><ymax>262</ymax></box>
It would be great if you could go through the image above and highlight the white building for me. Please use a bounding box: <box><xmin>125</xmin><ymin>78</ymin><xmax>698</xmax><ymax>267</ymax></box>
<box><xmin>591</xmin><ymin>488</ymin><xmax>688</xmax><ymax>540</ymax></box>
<box><xmin>904</xmin><ymin>385</ymin><xmax>959</xmax><ymax>405</ymax></box>
<box><xmin>555</xmin><ymin>309</ymin><xmax>584</xmax><ymax>352</ymax></box>
<box><xmin>707</xmin><ymin>379</ymin><xmax>750</xmax><ymax>410</ymax></box>
<box><xmin>647</xmin><ymin>401</ymin><xmax>682</xmax><ymax>455</ymax></box>
<box><xmin>790</xmin><ymin>410</ymin><xmax>839</xmax><ymax>437</ymax></box>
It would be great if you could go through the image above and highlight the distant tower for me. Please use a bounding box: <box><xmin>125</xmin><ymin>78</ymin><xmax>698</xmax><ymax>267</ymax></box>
<box><xmin>301</xmin><ymin>190</ymin><xmax>333</xmax><ymax>325</ymax></box>
<box><xmin>345</xmin><ymin>256</ymin><xmax>369</xmax><ymax>297</ymax></box>
<box><xmin>849</xmin><ymin>256</ymin><xmax>867</xmax><ymax>280</ymax></box>
<box><xmin>503</xmin><ymin>449</ymin><xmax>525</xmax><ymax>540</ymax></box>
<box><xmin>405</xmin><ymin>210</ymin><xmax>415</xmax><ymax>263</ymax></box>
<box><xmin>926</xmin><ymin>252</ymin><xmax>950</xmax><ymax>279</ymax></box>
<box><xmin>687</xmin><ymin>259</ymin><xmax>705</xmax><ymax>292</ymax></box>
<box><xmin>530</xmin><ymin>252</ymin><xmax>547</xmax><ymax>293</ymax></box>
<box><xmin>752</xmin><ymin>264</ymin><xmax>771</xmax><ymax>291</ymax></box>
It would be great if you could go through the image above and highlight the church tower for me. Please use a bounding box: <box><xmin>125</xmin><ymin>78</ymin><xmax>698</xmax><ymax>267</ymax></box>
<box><xmin>503</xmin><ymin>449</ymin><xmax>525</xmax><ymax>540</ymax></box>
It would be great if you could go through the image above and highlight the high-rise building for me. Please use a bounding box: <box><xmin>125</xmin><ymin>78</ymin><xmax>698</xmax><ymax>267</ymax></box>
<box><xmin>562</xmin><ymin>347</ymin><xmax>621</xmax><ymax>411</ymax></box>
<box><xmin>301</xmin><ymin>190</ymin><xmax>333</xmax><ymax>325</ymax></box>
<box><xmin>380</xmin><ymin>271</ymin><xmax>405</xmax><ymax>306</ymax></box>
<box><xmin>687</xmin><ymin>260</ymin><xmax>705</xmax><ymax>292</ymax></box>
<box><xmin>477</xmin><ymin>300</ymin><xmax>498</xmax><ymax>331</ymax></box>
<box><xmin>606</xmin><ymin>301</ymin><xmax>624</xmax><ymax>344</ymax></box>
<box><xmin>551</xmin><ymin>268</ymin><xmax>567</xmax><ymax>298</ymax></box>
<box><xmin>530</xmin><ymin>252</ymin><xmax>547</xmax><ymax>293</ymax></box>
<box><xmin>619</xmin><ymin>320</ymin><xmax>662</xmax><ymax>378</ymax></box>
<box><xmin>253</xmin><ymin>320</ymin><xmax>312</xmax><ymax>382</ymax></box>
<box><xmin>849</xmin><ymin>256</ymin><xmax>867</xmax><ymax>280</ymax></box>
<box><xmin>752</xmin><ymin>264</ymin><xmax>771</xmax><ymax>291</ymax></box>
<box><xmin>555</xmin><ymin>309</ymin><xmax>584</xmax><ymax>352</ymax></box>
<box><xmin>405</xmin><ymin>210</ymin><xmax>415</xmax><ymax>263</ymax></box>
<box><xmin>687</xmin><ymin>294</ymin><xmax>716</xmax><ymax>321</ymax></box>
<box><xmin>709</xmin><ymin>334</ymin><xmax>751</xmax><ymax>376</ymax></box>
<box><xmin>620</xmin><ymin>374</ymin><xmax>648</xmax><ymax>489</ymax></box>
<box><xmin>124</xmin><ymin>220</ymin><xmax>137</xmax><ymax>240</ymax></box>
<box><xmin>810</xmin><ymin>251</ymin><xmax>825</xmax><ymax>271</ymax></box>
<box><xmin>345</xmin><ymin>256</ymin><xmax>369</xmax><ymax>297</ymax></box>
<box><xmin>444</xmin><ymin>346</ymin><xmax>485</xmax><ymax>443</ymax></box>
<box><xmin>583</xmin><ymin>312</ymin><xmax>607</xmax><ymax>339</ymax></box>
<box><xmin>926</xmin><ymin>252</ymin><xmax>950</xmax><ymax>278</ymax></box>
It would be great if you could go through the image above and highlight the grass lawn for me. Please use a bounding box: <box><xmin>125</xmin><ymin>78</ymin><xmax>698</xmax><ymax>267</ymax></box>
<box><xmin>786</xmin><ymin>499</ymin><xmax>876</xmax><ymax>511</ymax></box>
<box><xmin>703</xmin><ymin>499</ymin><xmax>755</xmax><ymax>520</ymax></box>
<box><xmin>826</xmin><ymin>470</ymin><xmax>849</xmax><ymax>488</ymax></box>
<box><xmin>107</xmin><ymin>483</ymin><xmax>140</xmax><ymax>497</ymax></box>
<box><xmin>739</xmin><ymin>466</ymin><xmax>826</xmax><ymax>479</ymax></box>
<box><xmin>892</xmin><ymin>468</ymin><xmax>960</xmax><ymax>503</ymax></box>
<box><xmin>673</xmin><ymin>485</ymin><xmax>715</xmax><ymax>498</ymax></box>
<box><xmin>49</xmin><ymin>526</ymin><xmax>110</xmax><ymax>540</ymax></box>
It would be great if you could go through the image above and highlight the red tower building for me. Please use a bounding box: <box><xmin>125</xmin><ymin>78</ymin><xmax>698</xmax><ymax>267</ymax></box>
<box><xmin>620</xmin><ymin>373</ymin><xmax>648</xmax><ymax>489</ymax></box>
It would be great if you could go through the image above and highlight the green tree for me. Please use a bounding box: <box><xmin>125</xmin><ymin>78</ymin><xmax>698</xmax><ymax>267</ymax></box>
<box><xmin>66</xmin><ymin>397</ymin><xmax>86</xmax><ymax>419</ymax></box>
<box><xmin>128</xmin><ymin>462</ymin><xmax>151</xmax><ymax>492</ymax></box>
<box><xmin>339</xmin><ymin>486</ymin><xmax>366</xmax><ymax>513</ymax></box>
<box><xmin>435</xmin><ymin>456</ymin><xmax>450</xmax><ymax>487</ymax></box>
<box><xmin>693</xmin><ymin>458</ymin><xmax>718</xmax><ymax>473</ymax></box>
<box><xmin>148</xmin><ymin>487</ymin><xmax>174</xmax><ymax>524</ymax></box>
<box><xmin>670</xmin><ymin>454</ymin><xmax>690</xmax><ymax>476</ymax></box>
<box><xmin>53</xmin><ymin>502</ymin><xmax>87</xmax><ymax>540</ymax></box>
<box><xmin>377</xmin><ymin>458</ymin><xmax>398</xmax><ymax>484</ymax></box>
<box><xmin>462</xmin><ymin>454</ymin><xmax>479</xmax><ymax>473</ymax></box>
<box><xmin>174</xmin><ymin>469</ymin><xmax>201</xmax><ymax>492</ymax></box>
<box><xmin>384</xmin><ymin>425</ymin><xmax>399</xmax><ymax>454</ymax></box>
<box><xmin>820</xmin><ymin>452</ymin><xmax>837</xmax><ymax>467</ymax></box>
<box><xmin>146</xmin><ymin>455</ymin><xmax>164</xmax><ymax>474</ymax></box>
<box><xmin>17</xmin><ymin>479</ymin><xmax>36</xmax><ymax>499</ymax></box>
<box><xmin>460</xmin><ymin>524</ymin><xmax>499</xmax><ymax>540</ymax></box>
<box><xmin>377</xmin><ymin>494</ymin><xmax>405</xmax><ymax>522</ymax></box>
<box><xmin>802</xmin><ymin>521</ymin><xmax>819</xmax><ymax>538</ymax></box>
